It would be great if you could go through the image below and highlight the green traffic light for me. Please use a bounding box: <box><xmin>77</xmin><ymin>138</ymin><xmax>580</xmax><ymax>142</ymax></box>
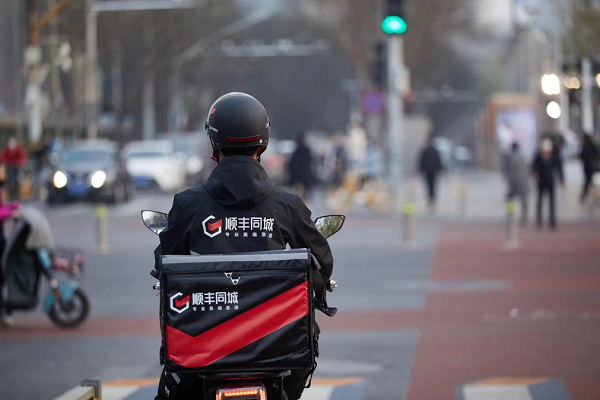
<box><xmin>382</xmin><ymin>16</ymin><xmax>407</xmax><ymax>35</ymax></box>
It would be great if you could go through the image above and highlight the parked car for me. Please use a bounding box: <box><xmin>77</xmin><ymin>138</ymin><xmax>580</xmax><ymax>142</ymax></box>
<box><xmin>44</xmin><ymin>140</ymin><xmax>132</xmax><ymax>204</ymax></box>
<box><xmin>159</xmin><ymin>132</ymin><xmax>214</xmax><ymax>184</ymax></box>
<box><xmin>123</xmin><ymin>140</ymin><xmax>186</xmax><ymax>192</ymax></box>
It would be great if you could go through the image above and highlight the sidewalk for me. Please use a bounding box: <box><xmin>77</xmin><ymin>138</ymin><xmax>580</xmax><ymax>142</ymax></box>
<box><xmin>400</xmin><ymin>160</ymin><xmax>599</xmax><ymax>221</ymax></box>
<box><xmin>403</xmin><ymin>221</ymin><xmax>600</xmax><ymax>400</ymax></box>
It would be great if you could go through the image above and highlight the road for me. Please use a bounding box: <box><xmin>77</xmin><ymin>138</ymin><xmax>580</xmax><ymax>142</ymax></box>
<box><xmin>1</xmin><ymin>178</ymin><xmax>600</xmax><ymax>400</ymax></box>
<box><xmin>0</xmin><ymin>190</ymin><xmax>430</xmax><ymax>400</ymax></box>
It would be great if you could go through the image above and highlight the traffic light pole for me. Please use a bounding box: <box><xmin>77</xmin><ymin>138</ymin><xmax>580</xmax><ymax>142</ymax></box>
<box><xmin>386</xmin><ymin>35</ymin><xmax>405</xmax><ymax>202</ymax></box>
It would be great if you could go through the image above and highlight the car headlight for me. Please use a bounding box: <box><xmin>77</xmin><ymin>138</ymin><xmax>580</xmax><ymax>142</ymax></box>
<box><xmin>53</xmin><ymin>171</ymin><xmax>68</xmax><ymax>188</ymax></box>
<box><xmin>91</xmin><ymin>170</ymin><xmax>107</xmax><ymax>188</ymax></box>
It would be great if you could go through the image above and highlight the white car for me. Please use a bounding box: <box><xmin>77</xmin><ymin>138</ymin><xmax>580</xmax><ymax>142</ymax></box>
<box><xmin>123</xmin><ymin>141</ymin><xmax>186</xmax><ymax>192</ymax></box>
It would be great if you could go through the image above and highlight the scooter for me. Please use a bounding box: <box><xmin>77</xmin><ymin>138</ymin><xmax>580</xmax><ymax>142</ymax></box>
<box><xmin>142</xmin><ymin>210</ymin><xmax>344</xmax><ymax>400</ymax></box>
<box><xmin>0</xmin><ymin>207</ymin><xmax>89</xmax><ymax>328</ymax></box>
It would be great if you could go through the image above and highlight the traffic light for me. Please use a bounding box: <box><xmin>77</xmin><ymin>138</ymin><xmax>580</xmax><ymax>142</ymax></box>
<box><xmin>370</xmin><ymin>40</ymin><xmax>387</xmax><ymax>89</ymax></box>
<box><xmin>382</xmin><ymin>0</ymin><xmax>407</xmax><ymax>35</ymax></box>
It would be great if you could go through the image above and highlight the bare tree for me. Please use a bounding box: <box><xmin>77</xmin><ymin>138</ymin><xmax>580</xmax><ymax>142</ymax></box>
<box><xmin>565</xmin><ymin>0</ymin><xmax>600</xmax><ymax>57</ymax></box>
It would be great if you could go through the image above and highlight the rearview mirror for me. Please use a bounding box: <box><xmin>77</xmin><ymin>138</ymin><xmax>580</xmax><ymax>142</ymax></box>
<box><xmin>141</xmin><ymin>210</ymin><xmax>168</xmax><ymax>235</ymax></box>
<box><xmin>314</xmin><ymin>215</ymin><xmax>345</xmax><ymax>239</ymax></box>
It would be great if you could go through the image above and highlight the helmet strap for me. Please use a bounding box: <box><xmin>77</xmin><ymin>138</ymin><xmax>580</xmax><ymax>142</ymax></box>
<box><xmin>210</xmin><ymin>138</ymin><xmax>219</xmax><ymax>164</ymax></box>
<box><xmin>257</xmin><ymin>146</ymin><xmax>266</xmax><ymax>163</ymax></box>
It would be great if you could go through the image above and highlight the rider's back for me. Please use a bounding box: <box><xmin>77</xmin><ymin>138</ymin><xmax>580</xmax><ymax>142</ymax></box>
<box><xmin>159</xmin><ymin>155</ymin><xmax>333</xmax><ymax>281</ymax></box>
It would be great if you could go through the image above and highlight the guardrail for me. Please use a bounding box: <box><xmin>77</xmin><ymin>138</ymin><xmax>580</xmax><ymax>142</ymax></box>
<box><xmin>53</xmin><ymin>380</ymin><xmax>102</xmax><ymax>400</ymax></box>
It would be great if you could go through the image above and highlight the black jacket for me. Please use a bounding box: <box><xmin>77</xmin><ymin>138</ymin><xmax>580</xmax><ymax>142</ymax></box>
<box><xmin>532</xmin><ymin>153</ymin><xmax>560</xmax><ymax>186</ymax></box>
<box><xmin>581</xmin><ymin>141</ymin><xmax>599</xmax><ymax>175</ymax></box>
<box><xmin>418</xmin><ymin>145</ymin><xmax>443</xmax><ymax>175</ymax></box>
<box><xmin>155</xmin><ymin>155</ymin><xmax>333</xmax><ymax>282</ymax></box>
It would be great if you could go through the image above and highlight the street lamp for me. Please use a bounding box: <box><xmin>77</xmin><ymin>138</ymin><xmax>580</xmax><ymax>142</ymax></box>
<box><xmin>546</xmin><ymin>101</ymin><xmax>561</xmax><ymax>119</ymax></box>
<box><xmin>541</xmin><ymin>74</ymin><xmax>561</xmax><ymax>95</ymax></box>
<box><xmin>564</xmin><ymin>76</ymin><xmax>580</xmax><ymax>90</ymax></box>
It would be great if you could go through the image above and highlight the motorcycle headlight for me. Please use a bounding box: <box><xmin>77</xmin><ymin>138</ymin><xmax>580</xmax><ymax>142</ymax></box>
<box><xmin>53</xmin><ymin>171</ymin><xmax>68</xmax><ymax>188</ymax></box>
<box><xmin>91</xmin><ymin>170</ymin><xmax>107</xmax><ymax>188</ymax></box>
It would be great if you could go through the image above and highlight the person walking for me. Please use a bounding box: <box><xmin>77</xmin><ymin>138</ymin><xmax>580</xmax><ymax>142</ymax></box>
<box><xmin>532</xmin><ymin>138</ymin><xmax>559</xmax><ymax>229</ymax></box>
<box><xmin>580</xmin><ymin>133</ymin><xmax>599</xmax><ymax>203</ymax></box>
<box><xmin>288</xmin><ymin>134</ymin><xmax>314</xmax><ymax>203</ymax></box>
<box><xmin>418</xmin><ymin>134</ymin><xmax>443</xmax><ymax>213</ymax></box>
<box><xmin>506</xmin><ymin>142</ymin><xmax>530</xmax><ymax>225</ymax></box>
<box><xmin>0</xmin><ymin>137</ymin><xmax>28</xmax><ymax>200</ymax></box>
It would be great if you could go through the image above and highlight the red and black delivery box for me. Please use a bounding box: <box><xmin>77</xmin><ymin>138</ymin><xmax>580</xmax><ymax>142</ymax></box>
<box><xmin>159</xmin><ymin>249</ymin><xmax>315</xmax><ymax>373</ymax></box>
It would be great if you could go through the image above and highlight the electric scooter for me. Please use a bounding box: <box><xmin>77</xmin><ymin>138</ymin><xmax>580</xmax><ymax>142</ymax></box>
<box><xmin>0</xmin><ymin>207</ymin><xmax>89</xmax><ymax>328</ymax></box>
<box><xmin>142</xmin><ymin>210</ymin><xmax>344</xmax><ymax>399</ymax></box>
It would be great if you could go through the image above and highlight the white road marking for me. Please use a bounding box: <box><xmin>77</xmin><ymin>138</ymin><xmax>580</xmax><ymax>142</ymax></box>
<box><xmin>102</xmin><ymin>386</ymin><xmax>139</xmax><ymax>400</ymax></box>
<box><xmin>463</xmin><ymin>385</ymin><xmax>532</xmax><ymax>400</ymax></box>
<box><xmin>317</xmin><ymin>360</ymin><xmax>382</xmax><ymax>375</ymax></box>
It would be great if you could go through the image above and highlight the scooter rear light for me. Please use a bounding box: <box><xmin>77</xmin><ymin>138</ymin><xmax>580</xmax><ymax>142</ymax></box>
<box><xmin>216</xmin><ymin>384</ymin><xmax>267</xmax><ymax>400</ymax></box>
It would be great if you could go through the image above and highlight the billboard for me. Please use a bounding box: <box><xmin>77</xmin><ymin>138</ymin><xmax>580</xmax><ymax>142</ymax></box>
<box><xmin>495</xmin><ymin>106</ymin><xmax>538</xmax><ymax>161</ymax></box>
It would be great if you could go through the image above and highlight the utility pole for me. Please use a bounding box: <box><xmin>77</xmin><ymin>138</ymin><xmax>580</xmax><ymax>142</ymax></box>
<box><xmin>85</xmin><ymin>0</ymin><xmax>99</xmax><ymax>139</ymax></box>
<box><xmin>581</xmin><ymin>57</ymin><xmax>594</xmax><ymax>133</ymax></box>
<box><xmin>142</xmin><ymin>21</ymin><xmax>156</xmax><ymax>140</ymax></box>
<box><xmin>48</xmin><ymin>0</ymin><xmax>65</xmax><ymax>139</ymax></box>
<box><xmin>110</xmin><ymin>33</ymin><xmax>124</xmax><ymax>146</ymax></box>
<box><xmin>554</xmin><ymin>5</ymin><xmax>568</xmax><ymax>134</ymax></box>
<box><xmin>24</xmin><ymin>0</ymin><xmax>72</xmax><ymax>145</ymax></box>
<box><xmin>25</xmin><ymin>0</ymin><xmax>42</xmax><ymax>145</ymax></box>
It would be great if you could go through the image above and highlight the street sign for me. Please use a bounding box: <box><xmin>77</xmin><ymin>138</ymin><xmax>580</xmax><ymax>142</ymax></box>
<box><xmin>362</xmin><ymin>91</ymin><xmax>385</xmax><ymax>115</ymax></box>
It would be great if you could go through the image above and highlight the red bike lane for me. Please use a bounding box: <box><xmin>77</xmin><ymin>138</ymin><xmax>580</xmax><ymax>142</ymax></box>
<box><xmin>404</xmin><ymin>222</ymin><xmax>600</xmax><ymax>400</ymax></box>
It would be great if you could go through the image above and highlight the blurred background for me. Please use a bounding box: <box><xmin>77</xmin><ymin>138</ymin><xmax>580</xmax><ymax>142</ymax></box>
<box><xmin>1</xmin><ymin>0</ymin><xmax>600</xmax><ymax>399</ymax></box>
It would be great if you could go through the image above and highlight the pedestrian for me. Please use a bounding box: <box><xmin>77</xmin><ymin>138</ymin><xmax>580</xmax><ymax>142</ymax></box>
<box><xmin>579</xmin><ymin>133</ymin><xmax>599</xmax><ymax>203</ymax></box>
<box><xmin>546</xmin><ymin>131</ymin><xmax>565</xmax><ymax>185</ymax></box>
<box><xmin>288</xmin><ymin>134</ymin><xmax>314</xmax><ymax>203</ymax></box>
<box><xmin>0</xmin><ymin>137</ymin><xmax>28</xmax><ymax>201</ymax></box>
<box><xmin>345</xmin><ymin>119</ymin><xmax>367</xmax><ymax>184</ymax></box>
<box><xmin>506</xmin><ymin>142</ymin><xmax>530</xmax><ymax>225</ymax></box>
<box><xmin>532</xmin><ymin>138</ymin><xmax>560</xmax><ymax>229</ymax></box>
<box><xmin>330</xmin><ymin>133</ymin><xmax>347</xmax><ymax>188</ymax></box>
<box><xmin>418</xmin><ymin>134</ymin><xmax>444</xmax><ymax>213</ymax></box>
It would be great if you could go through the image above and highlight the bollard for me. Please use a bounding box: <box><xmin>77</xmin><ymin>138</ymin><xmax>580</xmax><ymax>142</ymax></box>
<box><xmin>457</xmin><ymin>179</ymin><xmax>468</xmax><ymax>218</ymax></box>
<box><xmin>505</xmin><ymin>200</ymin><xmax>519</xmax><ymax>249</ymax></box>
<box><xmin>402</xmin><ymin>202</ymin><xmax>416</xmax><ymax>248</ymax></box>
<box><xmin>53</xmin><ymin>379</ymin><xmax>102</xmax><ymax>400</ymax></box>
<box><xmin>96</xmin><ymin>205</ymin><xmax>108</xmax><ymax>254</ymax></box>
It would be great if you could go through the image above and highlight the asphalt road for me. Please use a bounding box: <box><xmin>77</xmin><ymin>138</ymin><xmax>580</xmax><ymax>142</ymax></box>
<box><xmin>2</xmin><ymin>178</ymin><xmax>599</xmax><ymax>400</ymax></box>
<box><xmin>0</xmin><ymin>190</ymin><xmax>434</xmax><ymax>400</ymax></box>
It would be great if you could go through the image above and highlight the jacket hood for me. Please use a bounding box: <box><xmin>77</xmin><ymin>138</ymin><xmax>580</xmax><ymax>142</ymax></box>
<box><xmin>203</xmin><ymin>156</ymin><xmax>274</xmax><ymax>209</ymax></box>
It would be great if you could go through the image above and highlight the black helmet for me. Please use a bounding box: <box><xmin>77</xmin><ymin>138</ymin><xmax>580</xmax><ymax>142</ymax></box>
<box><xmin>205</xmin><ymin>92</ymin><xmax>270</xmax><ymax>150</ymax></box>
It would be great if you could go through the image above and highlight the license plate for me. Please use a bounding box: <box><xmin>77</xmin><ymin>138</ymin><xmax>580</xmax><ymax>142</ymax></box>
<box><xmin>68</xmin><ymin>184</ymin><xmax>89</xmax><ymax>196</ymax></box>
